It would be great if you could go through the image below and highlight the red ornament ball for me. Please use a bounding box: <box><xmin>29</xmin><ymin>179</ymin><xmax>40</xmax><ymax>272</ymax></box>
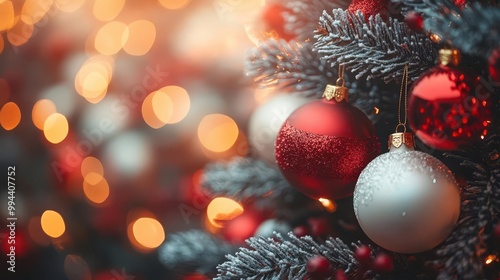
<box><xmin>275</xmin><ymin>99</ymin><xmax>380</xmax><ymax>200</ymax></box>
<box><xmin>372</xmin><ymin>254</ymin><xmax>394</xmax><ymax>273</ymax></box>
<box><xmin>404</xmin><ymin>12</ymin><xmax>424</xmax><ymax>32</ymax></box>
<box><xmin>354</xmin><ymin>246</ymin><xmax>372</xmax><ymax>267</ymax></box>
<box><xmin>489</xmin><ymin>48</ymin><xmax>500</xmax><ymax>83</ymax></box>
<box><xmin>409</xmin><ymin>64</ymin><xmax>493</xmax><ymax>150</ymax></box>
<box><xmin>308</xmin><ymin>217</ymin><xmax>331</xmax><ymax>238</ymax></box>
<box><xmin>222</xmin><ymin>212</ymin><xmax>263</xmax><ymax>244</ymax></box>
<box><xmin>348</xmin><ymin>0</ymin><xmax>391</xmax><ymax>18</ymax></box>
<box><xmin>307</xmin><ymin>255</ymin><xmax>330</xmax><ymax>279</ymax></box>
<box><xmin>293</xmin><ymin>225</ymin><xmax>309</xmax><ymax>238</ymax></box>
<box><xmin>260</xmin><ymin>3</ymin><xmax>294</xmax><ymax>41</ymax></box>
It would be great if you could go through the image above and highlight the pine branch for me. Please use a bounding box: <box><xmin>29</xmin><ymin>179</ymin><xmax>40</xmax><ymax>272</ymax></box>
<box><xmin>158</xmin><ymin>230</ymin><xmax>237</xmax><ymax>276</ymax></box>
<box><xmin>245</xmin><ymin>39</ymin><xmax>398</xmax><ymax>122</ymax></box>
<box><xmin>425</xmin><ymin>3</ymin><xmax>500</xmax><ymax>57</ymax></box>
<box><xmin>245</xmin><ymin>39</ymin><xmax>336</xmax><ymax>97</ymax></box>
<box><xmin>215</xmin><ymin>232</ymin><xmax>375</xmax><ymax>279</ymax></box>
<box><xmin>201</xmin><ymin>157</ymin><xmax>306</xmax><ymax>209</ymax></box>
<box><xmin>397</xmin><ymin>1</ymin><xmax>500</xmax><ymax>57</ymax></box>
<box><xmin>434</xmin><ymin>133</ymin><xmax>500</xmax><ymax>279</ymax></box>
<box><xmin>284</xmin><ymin>0</ymin><xmax>350</xmax><ymax>42</ymax></box>
<box><xmin>314</xmin><ymin>9</ymin><xmax>438</xmax><ymax>83</ymax></box>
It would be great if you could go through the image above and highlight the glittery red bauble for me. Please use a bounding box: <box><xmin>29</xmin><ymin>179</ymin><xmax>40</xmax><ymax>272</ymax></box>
<box><xmin>409</xmin><ymin>65</ymin><xmax>493</xmax><ymax>150</ymax></box>
<box><xmin>275</xmin><ymin>99</ymin><xmax>380</xmax><ymax>200</ymax></box>
<box><xmin>348</xmin><ymin>0</ymin><xmax>391</xmax><ymax>18</ymax></box>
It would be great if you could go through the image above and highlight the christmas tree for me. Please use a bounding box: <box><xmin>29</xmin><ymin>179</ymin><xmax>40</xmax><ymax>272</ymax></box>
<box><xmin>160</xmin><ymin>0</ymin><xmax>500</xmax><ymax>279</ymax></box>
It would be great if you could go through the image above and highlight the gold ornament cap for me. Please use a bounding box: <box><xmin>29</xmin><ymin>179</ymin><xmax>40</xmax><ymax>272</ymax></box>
<box><xmin>323</xmin><ymin>83</ymin><xmax>349</xmax><ymax>103</ymax></box>
<box><xmin>438</xmin><ymin>48</ymin><xmax>461</xmax><ymax>67</ymax></box>
<box><xmin>388</xmin><ymin>132</ymin><xmax>416</xmax><ymax>150</ymax></box>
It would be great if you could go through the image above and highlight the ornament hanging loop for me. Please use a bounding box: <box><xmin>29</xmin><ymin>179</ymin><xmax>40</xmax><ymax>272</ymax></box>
<box><xmin>322</xmin><ymin>64</ymin><xmax>348</xmax><ymax>103</ymax></box>
<box><xmin>395</xmin><ymin>123</ymin><xmax>407</xmax><ymax>133</ymax></box>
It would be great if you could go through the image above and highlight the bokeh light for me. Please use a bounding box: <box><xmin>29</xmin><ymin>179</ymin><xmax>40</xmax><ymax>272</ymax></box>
<box><xmin>41</xmin><ymin>210</ymin><xmax>66</xmax><ymax>238</ymax></box>
<box><xmin>103</xmin><ymin>132</ymin><xmax>151</xmax><ymax>178</ymax></box>
<box><xmin>142</xmin><ymin>91</ymin><xmax>172</xmax><ymax>129</ymax></box>
<box><xmin>0</xmin><ymin>1</ymin><xmax>15</xmax><ymax>32</ymax></box>
<box><xmin>43</xmin><ymin>113</ymin><xmax>69</xmax><ymax>144</ymax></box>
<box><xmin>32</xmin><ymin>99</ymin><xmax>57</xmax><ymax>130</ymax></box>
<box><xmin>131</xmin><ymin>217</ymin><xmax>165</xmax><ymax>249</ymax></box>
<box><xmin>206</xmin><ymin>197</ymin><xmax>244</xmax><ymax>228</ymax></box>
<box><xmin>93</xmin><ymin>0</ymin><xmax>125</xmax><ymax>22</ymax></box>
<box><xmin>159</xmin><ymin>0</ymin><xmax>191</xmax><ymax>10</ymax></box>
<box><xmin>21</xmin><ymin>0</ymin><xmax>54</xmax><ymax>25</ymax></box>
<box><xmin>54</xmin><ymin>0</ymin><xmax>84</xmax><ymax>12</ymax></box>
<box><xmin>75</xmin><ymin>56</ymin><xmax>114</xmax><ymax>103</ymax></box>
<box><xmin>0</xmin><ymin>102</ymin><xmax>21</xmax><ymax>131</ymax></box>
<box><xmin>7</xmin><ymin>17</ymin><xmax>34</xmax><ymax>46</ymax></box>
<box><xmin>160</xmin><ymin>86</ymin><xmax>190</xmax><ymax>124</ymax></box>
<box><xmin>81</xmin><ymin>156</ymin><xmax>104</xmax><ymax>177</ymax></box>
<box><xmin>123</xmin><ymin>20</ymin><xmax>156</xmax><ymax>56</ymax></box>
<box><xmin>198</xmin><ymin>114</ymin><xmax>239</xmax><ymax>152</ymax></box>
<box><xmin>94</xmin><ymin>21</ymin><xmax>129</xmax><ymax>56</ymax></box>
<box><xmin>83</xmin><ymin>173</ymin><xmax>110</xmax><ymax>204</ymax></box>
<box><xmin>318</xmin><ymin>198</ymin><xmax>337</xmax><ymax>213</ymax></box>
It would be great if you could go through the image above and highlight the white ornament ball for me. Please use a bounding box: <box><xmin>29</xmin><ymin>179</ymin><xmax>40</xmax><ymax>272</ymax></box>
<box><xmin>353</xmin><ymin>134</ymin><xmax>461</xmax><ymax>254</ymax></box>
<box><xmin>248</xmin><ymin>94</ymin><xmax>310</xmax><ymax>166</ymax></box>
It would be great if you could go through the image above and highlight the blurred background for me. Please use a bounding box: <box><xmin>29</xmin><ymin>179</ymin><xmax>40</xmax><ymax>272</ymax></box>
<box><xmin>0</xmin><ymin>0</ymin><xmax>272</xmax><ymax>279</ymax></box>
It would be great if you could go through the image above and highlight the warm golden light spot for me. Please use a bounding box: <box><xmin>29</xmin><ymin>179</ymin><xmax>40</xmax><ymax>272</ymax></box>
<box><xmin>93</xmin><ymin>0</ymin><xmax>125</xmax><ymax>22</ymax></box>
<box><xmin>0</xmin><ymin>1</ymin><xmax>15</xmax><ymax>32</ymax></box>
<box><xmin>75</xmin><ymin>56</ymin><xmax>114</xmax><ymax>103</ymax></box>
<box><xmin>0</xmin><ymin>102</ymin><xmax>21</xmax><ymax>131</ymax></box>
<box><xmin>7</xmin><ymin>18</ymin><xmax>34</xmax><ymax>46</ymax></box>
<box><xmin>159</xmin><ymin>0</ymin><xmax>191</xmax><ymax>10</ymax></box>
<box><xmin>206</xmin><ymin>197</ymin><xmax>244</xmax><ymax>228</ymax></box>
<box><xmin>132</xmin><ymin>218</ymin><xmax>165</xmax><ymax>249</ymax></box>
<box><xmin>83</xmin><ymin>172</ymin><xmax>110</xmax><ymax>204</ymax></box>
<box><xmin>142</xmin><ymin>91</ymin><xmax>167</xmax><ymax>129</ymax></box>
<box><xmin>82</xmin><ymin>71</ymin><xmax>108</xmax><ymax>99</ymax></box>
<box><xmin>43</xmin><ymin>113</ymin><xmax>69</xmax><ymax>144</ymax></box>
<box><xmin>158</xmin><ymin>86</ymin><xmax>190</xmax><ymax>124</ymax></box>
<box><xmin>55</xmin><ymin>0</ymin><xmax>84</xmax><ymax>12</ymax></box>
<box><xmin>94</xmin><ymin>21</ymin><xmax>129</xmax><ymax>55</ymax></box>
<box><xmin>123</xmin><ymin>20</ymin><xmax>156</xmax><ymax>56</ymax></box>
<box><xmin>21</xmin><ymin>0</ymin><xmax>53</xmax><ymax>25</ymax></box>
<box><xmin>81</xmin><ymin>156</ymin><xmax>104</xmax><ymax>177</ymax></box>
<box><xmin>32</xmin><ymin>99</ymin><xmax>57</xmax><ymax>130</ymax></box>
<box><xmin>485</xmin><ymin>255</ymin><xmax>497</xmax><ymax>265</ymax></box>
<box><xmin>198</xmin><ymin>114</ymin><xmax>239</xmax><ymax>153</ymax></box>
<box><xmin>41</xmin><ymin>210</ymin><xmax>66</xmax><ymax>238</ymax></box>
<box><xmin>373</xmin><ymin>106</ymin><xmax>380</xmax><ymax>115</ymax></box>
<box><xmin>151</xmin><ymin>90</ymin><xmax>173</xmax><ymax>124</ymax></box>
<box><xmin>319</xmin><ymin>198</ymin><xmax>337</xmax><ymax>213</ymax></box>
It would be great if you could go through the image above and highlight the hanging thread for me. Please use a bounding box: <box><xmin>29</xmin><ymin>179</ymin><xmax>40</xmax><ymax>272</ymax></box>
<box><xmin>396</xmin><ymin>64</ymin><xmax>409</xmax><ymax>133</ymax></box>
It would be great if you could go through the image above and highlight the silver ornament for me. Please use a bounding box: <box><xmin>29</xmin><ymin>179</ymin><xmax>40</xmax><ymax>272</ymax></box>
<box><xmin>353</xmin><ymin>132</ymin><xmax>461</xmax><ymax>254</ymax></box>
<box><xmin>248</xmin><ymin>94</ymin><xmax>310</xmax><ymax>166</ymax></box>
